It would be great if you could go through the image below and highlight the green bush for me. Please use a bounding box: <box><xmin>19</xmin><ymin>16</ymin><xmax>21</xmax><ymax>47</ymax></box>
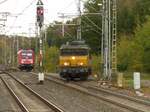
<box><xmin>44</xmin><ymin>46</ymin><xmax>59</xmax><ymax>72</ymax></box>
<box><xmin>91</xmin><ymin>55</ymin><xmax>101</xmax><ymax>74</ymax></box>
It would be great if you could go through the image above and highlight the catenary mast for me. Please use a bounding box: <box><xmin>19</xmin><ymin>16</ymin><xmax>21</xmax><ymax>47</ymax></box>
<box><xmin>101</xmin><ymin>0</ymin><xmax>117</xmax><ymax>81</ymax></box>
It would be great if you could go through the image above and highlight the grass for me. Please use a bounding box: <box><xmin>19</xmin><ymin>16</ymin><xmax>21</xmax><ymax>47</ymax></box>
<box><xmin>91</xmin><ymin>55</ymin><xmax>101</xmax><ymax>74</ymax></box>
<box><xmin>124</xmin><ymin>79</ymin><xmax>134</xmax><ymax>88</ymax></box>
<box><xmin>123</xmin><ymin>72</ymin><xmax>150</xmax><ymax>80</ymax></box>
<box><xmin>122</xmin><ymin>72</ymin><xmax>150</xmax><ymax>91</ymax></box>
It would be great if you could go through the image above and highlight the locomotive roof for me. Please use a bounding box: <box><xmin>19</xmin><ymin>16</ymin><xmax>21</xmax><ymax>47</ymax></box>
<box><xmin>60</xmin><ymin>44</ymin><xmax>89</xmax><ymax>50</ymax></box>
<box><xmin>17</xmin><ymin>49</ymin><xmax>33</xmax><ymax>54</ymax></box>
<box><xmin>18</xmin><ymin>49</ymin><xmax>33</xmax><ymax>52</ymax></box>
<box><xmin>22</xmin><ymin>49</ymin><xmax>33</xmax><ymax>52</ymax></box>
<box><xmin>60</xmin><ymin>41</ymin><xmax>90</xmax><ymax>50</ymax></box>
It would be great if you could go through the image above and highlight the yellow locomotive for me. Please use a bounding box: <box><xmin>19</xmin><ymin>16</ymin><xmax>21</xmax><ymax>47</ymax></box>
<box><xmin>59</xmin><ymin>41</ymin><xmax>91</xmax><ymax>80</ymax></box>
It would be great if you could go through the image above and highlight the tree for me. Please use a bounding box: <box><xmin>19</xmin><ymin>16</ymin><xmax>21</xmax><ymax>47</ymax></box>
<box><xmin>44</xmin><ymin>46</ymin><xmax>59</xmax><ymax>72</ymax></box>
<box><xmin>118</xmin><ymin>17</ymin><xmax>150</xmax><ymax>72</ymax></box>
<box><xmin>46</xmin><ymin>21</ymin><xmax>76</xmax><ymax>48</ymax></box>
<box><xmin>117</xmin><ymin>36</ymin><xmax>133</xmax><ymax>71</ymax></box>
<box><xmin>82</xmin><ymin>0</ymin><xmax>102</xmax><ymax>54</ymax></box>
<box><xmin>118</xmin><ymin>0</ymin><xmax>150</xmax><ymax>35</ymax></box>
<box><xmin>133</xmin><ymin>17</ymin><xmax>150</xmax><ymax>72</ymax></box>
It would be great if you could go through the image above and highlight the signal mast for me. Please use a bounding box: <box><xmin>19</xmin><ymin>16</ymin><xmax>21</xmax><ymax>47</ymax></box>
<box><xmin>36</xmin><ymin>0</ymin><xmax>44</xmax><ymax>84</ymax></box>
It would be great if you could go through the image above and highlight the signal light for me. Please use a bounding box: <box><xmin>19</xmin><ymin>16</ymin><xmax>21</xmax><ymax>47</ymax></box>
<box><xmin>37</xmin><ymin>7</ymin><xmax>44</xmax><ymax>15</ymax></box>
<box><xmin>36</xmin><ymin>6</ymin><xmax>44</xmax><ymax>27</ymax></box>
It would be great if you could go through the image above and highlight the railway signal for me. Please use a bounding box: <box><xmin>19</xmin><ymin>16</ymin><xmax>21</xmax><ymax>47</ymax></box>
<box><xmin>36</xmin><ymin>0</ymin><xmax>44</xmax><ymax>28</ymax></box>
<box><xmin>36</xmin><ymin>0</ymin><xmax>44</xmax><ymax>84</ymax></box>
<box><xmin>37</xmin><ymin>6</ymin><xmax>44</xmax><ymax>28</ymax></box>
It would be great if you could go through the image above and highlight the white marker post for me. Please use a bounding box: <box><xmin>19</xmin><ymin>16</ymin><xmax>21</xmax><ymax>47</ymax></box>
<box><xmin>38</xmin><ymin>72</ymin><xmax>44</xmax><ymax>83</ymax></box>
<box><xmin>133</xmin><ymin>72</ymin><xmax>141</xmax><ymax>90</ymax></box>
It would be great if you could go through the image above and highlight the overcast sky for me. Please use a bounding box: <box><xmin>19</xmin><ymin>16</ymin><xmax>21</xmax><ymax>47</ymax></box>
<box><xmin>0</xmin><ymin>0</ymin><xmax>85</xmax><ymax>36</ymax></box>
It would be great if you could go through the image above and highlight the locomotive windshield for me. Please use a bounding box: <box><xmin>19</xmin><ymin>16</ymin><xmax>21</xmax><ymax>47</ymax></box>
<box><xmin>60</xmin><ymin>49</ymin><xmax>88</xmax><ymax>56</ymax></box>
<box><xmin>21</xmin><ymin>51</ymin><xmax>33</xmax><ymax>59</ymax></box>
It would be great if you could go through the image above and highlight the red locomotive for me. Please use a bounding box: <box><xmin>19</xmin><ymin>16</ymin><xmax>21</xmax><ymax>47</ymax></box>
<box><xmin>17</xmin><ymin>49</ymin><xmax>35</xmax><ymax>71</ymax></box>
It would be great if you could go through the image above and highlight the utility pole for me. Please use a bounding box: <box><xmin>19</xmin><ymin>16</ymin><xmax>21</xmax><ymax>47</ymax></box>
<box><xmin>77</xmin><ymin>0</ymin><xmax>81</xmax><ymax>40</ymax></box>
<box><xmin>101</xmin><ymin>0</ymin><xmax>110</xmax><ymax>80</ymax></box>
<box><xmin>12</xmin><ymin>35</ymin><xmax>15</xmax><ymax>67</ymax></box>
<box><xmin>58</xmin><ymin>0</ymin><xmax>82</xmax><ymax>40</ymax></box>
<box><xmin>36</xmin><ymin>0</ymin><xmax>44</xmax><ymax>84</ymax></box>
<box><xmin>58</xmin><ymin>13</ymin><xmax>77</xmax><ymax>37</ymax></box>
<box><xmin>28</xmin><ymin>27</ymin><xmax>32</xmax><ymax>47</ymax></box>
<box><xmin>9</xmin><ymin>37</ymin><xmax>12</xmax><ymax>66</ymax></box>
<box><xmin>0</xmin><ymin>12</ymin><xmax>9</xmax><ymax>65</ymax></box>
<box><xmin>58</xmin><ymin>13</ymin><xmax>65</xmax><ymax>37</ymax></box>
<box><xmin>101</xmin><ymin>0</ymin><xmax>117</xmax><ymax>81</ymax></box>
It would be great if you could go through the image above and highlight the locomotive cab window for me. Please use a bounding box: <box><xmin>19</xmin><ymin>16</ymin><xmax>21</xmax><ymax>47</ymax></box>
<box><xmin>27</xmin><ymin>53</ymin><xmax>33</xmax><ymax>59</ymax></box>
<box><xmin>21</xmin><ymin>52</ymin><xmax>33</xmax><ymax>59</ymax></box>
<box><xmin>60</xmin><ymin>49</ymin><xmax>88</xmax><ymax>56</ymax></box>
<box><xmin>22</xmin><ymin>53</ymin><xmax>27</xmax><ymax>59</ymax></box>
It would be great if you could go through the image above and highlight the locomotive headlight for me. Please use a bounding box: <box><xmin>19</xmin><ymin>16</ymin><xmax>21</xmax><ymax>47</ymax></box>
<box><xmin>21</xmin><ymin>60</ymin><xmax>24</xmax><ymax>64</ymax></box>
<box><xmin>63</xmin><ymin>62</ymin><xmax>69</xmax><ymax>66</ymax></box>
<box><xmin>30</xmin><ymin>60</ymin><xmax>33</xmax><ymax>63</ymax></box>
<box><xmin>71</xmin><ymin>56</ymin><xmax>75</xmax><ymax>60</ymax></box>
<box><xmin>78</xmin><ymin>62</ymin><xmax>83</xmax><ymax>66</ymax></box>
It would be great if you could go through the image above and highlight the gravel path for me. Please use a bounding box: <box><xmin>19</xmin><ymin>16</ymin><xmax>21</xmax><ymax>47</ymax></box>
<box><xmin>45</xmin><ymin>72</ymin><xmax>150</xmax><ymax>102</ymax></box>
<box><xmin>10</xmin><ymin>71</ymin><xmax>134</xmax><ymax>112</ymax></box>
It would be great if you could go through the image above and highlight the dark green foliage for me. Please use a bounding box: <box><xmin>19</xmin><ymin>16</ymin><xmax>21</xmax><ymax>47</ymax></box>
<box><xmin>118</xmin><ymin>7</ymin><xmax>136</xmax><ymax>34</ymax></box>
<box><xmin>143</xmin><ymin>38</ymin><xmax>150</xmax><ymax>72</ymax></box>
<box><xmin>46</xmin><ymin>22</ymin><xmax>76</xmax><ymax>47</ymax></box>
<box><xmin>44</xmin><ymin>46</ymin><xmax>59</xmax><ymax>72</ymax></box>
<box><xmin>117</xmin><ymin>17</ymin><xmax>150</xmax><ymax>73</ymax></box>
<box><xmin>117</xmin><ymin>37</ymin><xmax>133</xmax><ymax>72</ymax></box>
<box><xmin>81</xmin><ymin>0</ymin><xmax>102</xmax><ymax>54</ymax></box>
<box><xmin>133</xmin><ymin>19</ymin><xmax>150</xmax><ymax>72</ymax></box>
<box><xmin>118</xmin><ymin>0</ymin><xmax>150</xmax><ymax>34</ymax></box>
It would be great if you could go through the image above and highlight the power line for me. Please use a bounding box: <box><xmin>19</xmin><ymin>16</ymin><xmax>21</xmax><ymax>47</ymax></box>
<box><xmin>82</xmin><ymin>19</ymin><xmax>101</xmax><ymax>34</ymax></box>
<box><xmin>58</xmin><ymin>0</ymin><xmax>76</xmax><ymax>13</ymax></box>
<box><xmin>11</xmin><ymin>0</ymin><xmax>36</xmax><ymax>28</ymax></box>
<box><xmin>0</xmin><ymin>0</ymin><xmax>8</xmax><ymax>5</ymax></box>
<box><xmin>83</xmin><ymin>15</ymin><xmax>102</xmax><ymax>31</ymax></box>
<box><xmin>19</xmin><ymin>0</ymin><xmax>36</xmax><ymax>15</ymax></box>
<box><xmin>80</xmin><ymin>0</ymin><xmax>98</xmax><ymax>12</ymax></box>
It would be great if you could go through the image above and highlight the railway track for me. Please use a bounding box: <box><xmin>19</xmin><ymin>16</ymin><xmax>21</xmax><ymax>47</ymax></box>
<box><xmin>6</xmin><ymin>71</ymin><xmax>150</xmax><ymax>112</ymax></box>
<box><xmin>0</xmin><ymin>75</ymin><xmax>22</xmax><ymax>111</ymax></box>
<box><xmin>8</xmin><ymin>71</ymin><xmax>127</xmax><ymax>112</ymax></box>
<box><xmin>44</xmin><ymin>73</ymin><xmax>150</xmax><ymax>112</ymax></box>
<box><xmin>0</xmin><ymin>72</ymin><xmax>64</xmax><ymax>112</ymax></box>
